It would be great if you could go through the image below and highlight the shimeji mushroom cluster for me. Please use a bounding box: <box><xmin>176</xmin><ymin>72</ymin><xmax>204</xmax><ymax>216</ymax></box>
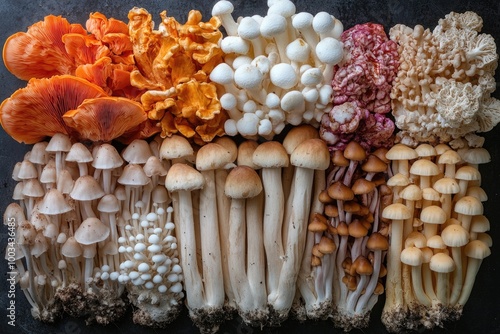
<box><xmin>210</xmin><ymin>0</ymin><xmax>344</xmax><ymax>138</ymax></box>
<box><xmin>2</xmin><ymin>3</ymin><xmax>500</xmax><ymax>334</ymax></box>
<box><xmin>380</xmin><ymin>143</ymin><xmax>491</xmax><ymax>332</ymax></box>
<box><xmin>6</xmin><ymin>133</ymin><xmax>185</xmax><ymax>327</ymax></box>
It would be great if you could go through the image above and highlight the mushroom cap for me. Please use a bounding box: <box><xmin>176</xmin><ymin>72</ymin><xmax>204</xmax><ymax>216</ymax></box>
<box><xmin>433</xmin><ymin>177</ymin><xmax>460</xmax><ymax>195</ymax></box>
<box><xmin>195</xmin><ymin>142</ymin><xmax>233</xmax><ymax>171</ymax></box>
<box><xmin>470</xmin><ymin>215</ymin><xmax>490</xmax><ymax>234</ymax></box>
<box><xmin>61</xmin><ymin>236</ymin><xmax>83</xmax><ymax>258</ymax></box>
<box><xmin>454</xmin><ymin>195</ymin><xmax>483</xmax><ymax>216</ymax></box>
<box><xmin>282</xmin><ymin>124</ymin><xmax>319</xmax><ymax>154</ymax></box>
<box><xmin>366</xmin><ymin>232</ymin><xmax>389</xmax><ymax>251</ymax></box>
<box><xmin>237</xmin><ymin>140</ymin><xmax>260</xmax><ymax>169</ymax></box>
<box><xmin>401</xmin><ymin>246</ymin><xmax>423</xmax><ymax>266</ymax></box>
<box><xmin>434</xmin><ymin>144</ymin><xmax>452</xmax><ymax>155</ymax></box>
<box><xmin>270</xmin><ymin>63</ymin><xmax>299</xmax><ymax>89</ymax></box>
<box><xmin>422</xmin><ymin>187</ymin><xmax>440</xmax><ymax>201</ymax></box>
<box><xmin>382</xmin><ymin>203</ymin><xmax>412</xmax><ymax>220</ymax></box>
<box><xmin>18</xmin><ymin>160</ymin><xmax>38</xmax><ymax>180</ymax></box>
<box><xmin>410</xmin><ymin>159</ymin><xmax>439</xmax><ymax>176</ymax></box>
<box><xmin>159</xmin><ymin>134</ymin><xmax>194</xmax><ymax>160</ymax></box>
<box><xmin>209</xmin><ymin>63</ymin><xmax>234</xmax><ymax>86</ymax></box>
<box><xmin>332</xmin><ymin>150</ymin><xmax>350</xmax><ymax>167</ymax></box>
<box><xmin>462</xmin><ymin>147</ymin><xmax>491</xmax><ymax>165</ymax></box>
<box><xmin>315</xmin><ymin>37</ymin><xmax>343</xmax><ymax>65</ymax></box>
<box><xmin>74</xmin><ymin>217</ymin><xmax>110</xmax><ymax>245</ymax></box>
<box><xmin>4</xmin><ymin>202</ymin><xmax>25</xmax><ymax>226</ymax></box>
<box><xmin>22</xmin><ymin>179</ymin><xmax>45</xmax><ymax>198</ymax></box>
<box><xmin>404</xmin><ymin>231</ymin><xmax>427</xmax><ymax>248</ymax></box>
<box><xmin>143</xmin><ymin>156</ymin><xmax>168</xmax><ymax>178</ymax></box>
<box><xmin>361</xmin><ymin>154</ymin><xmax>387</xmax><ymax>173</ymax></box>
<box><xmin>225</xmin><ymin>165</ymin><xmax>262</xmax><ymax>199</ymax></box>
<box><xmin>212</xmin><ymin>0</ymin><xmax>234</xmax><ymax>16</ymax></box>
<box><xmin>327</xmin><ymin>181</ymin><xmax>354</xmax><ymax>201</ymax></box>
<box><xmin>464</xmin><ymin>239</ymin><xmax>491</xmax><ymax>259</ymax></box>
<box><xmin>290</xmin><ymin>138</ymin><xmax>330</xmax><ymax>170</ymax></box>
<box><xmin>348</xmin><ymin>220</ymin><xmax>368</xmax><ymax>238</ymax></box>
<box><xmin>466</xmin><ymin>186</ymin><xmax>488</xmax><ymax>201</ymax></box>
<box><xmin>438</xmin><ymin>149</ymin><xmax>461</xmax><ymax>165</ymax></box>
<box><xmin>455</xmin><ymin>166</ymin><xmax>481</xmax><ymax>181</ymax></box>
<box><xmin>121</xmin><ymin>139</ymin><xmax>154</xmax><ymax>164</ymax></box>
<box><xmin>387</xmin><ymin>173</ymin><xmax>410</xmax><ymax>187</ymax></box>
<box><xmin>386</xmin><ymin>143</ymin><xmax>418</xmax><ymax>161</ymax></box>
<box><xmin>0</xmin><ymin>75</ymin><xmax>107</xmax><ymax>144</ymax></box>
<box><xmin>31</xmin><ymin>232</ymin><xmax>49</xmax><ymax>257</ymax></box>
<box><xmin>46</xmin><ymin>133</ymin><xmax>72</xmax><ymax>153</ymax></box>
<box><xmin>66</xmin><ymin>142</ymin><xmax>93</xmax><ymax>164</ymax></box>
<box><xmin>429</xmin><ymin>252</ymin><xmax>455</xmax><ymax>273</ymax></box>
<box><xmin>214</xmin><ymin>136</ymin><xmax>238</xmax><ymax>162</ymax></box>
<box><xmin>260</xmin><ymin>14</ymin><xmax>287</xmax><ymax>38</ymax></box>
<box><xmin>165</xmin><ymin>163</ymin><xmax>205</xmax><ymax>192</ymax></box>
<box><xmin>415</xmin><ymin>143</ymin><xmax>436</xmax><ymax>159</ymax></box>
<box><xmin>286</xmin><ymin>38</ymin><xmax>311</xmax><ymax>63</ymax></box>
<box><xmin>292</xmin><ymin>12</ymin><xmax>314</xmax><ymax>30</ymax></box>
<box><xmin>92</xmin><ymin>143</ymin><xmax>124</xmax><ymax>169</ymax></box>
<box><xmin>343</xmin><ymin>141</ymin><xmax>366</xmax><ymax>161</ymax></box>
<box><xmin>427</xmin><ymin>235</ymin><xmax>446</xmax><ymax>249</ymax></box>
<box><xmin>97</xmin><ymin>194</ymin><xmax>120</xmax><ymax>213</ymax></box>
<box><xmin>399</xmin><ymin>184</ymin><xmax>422</xmax><ymax>201</ymax></box>
<box><xmin>441</xmin><ymin>224</ymin><xmax>469</xmax><ymax>248</ymax></box>
<box><xmin>38</xmin><ymin>188</ymin><xmax>72</xmax><ymax>215</ymax></box>
<box><xmin>317</xmin><ymin>236</ymin><xmax>336</xmax><ymax>254</ymax></box>
<box><xmin>351</xmin><ymin>256</ymin><xmax>373</xmax><ymax>276</ymax></box>
<box><xmin>238</xmin><ymin>17</ymin><xmax>261</xmax><ymax>40</ymax></box>
<box><xmin>420</xmin><ymin>205</ymin><xmax>446</xmax><ymax>225</ymax></box>
<box><xmin>70</xmin><ymin>175</ymin><xmax>105</xmax><ymax>201</ymax></box>
<box><xmin>234</xmin><ymin>63</ymin><xmax>263</xmax><ymax>90</ymax></box>
<box><xmin>351</xmin><ymin>178</ymin><xmax>375</xmax><ymax>195</ymax></box>
<box><xmin>117</xmin><ymin>164</ymin><xmax>151</xmax><ymax>187</ymax></box>
<box><xmin>63</xmin><ymin>97</ymin><xmax>147</xmax><ymax>142</ymax></box>
<box><xmin>253</xmin><ymin>141</ymin><xmax>289</xmax><ymax>168</ymax></box>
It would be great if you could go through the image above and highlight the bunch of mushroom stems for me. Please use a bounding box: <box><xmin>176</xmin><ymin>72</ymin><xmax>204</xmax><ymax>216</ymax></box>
<box><xmin>7</xmin><ymin>133</ymin><xmax>186</xmax><ymax>327</ymax></box>
<box><xmin>305</xmin><ymin>140</ymin><xmax>391</xmax><ymax>330</ymax></box>
<box><xmin>382</xmin><ymin>143</ymin><xmax>492</xmax><ymax>333</ymax></box>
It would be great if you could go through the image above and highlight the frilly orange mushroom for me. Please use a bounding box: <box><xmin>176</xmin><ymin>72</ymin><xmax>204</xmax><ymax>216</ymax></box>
<box><xmin>128</xmin><ymin>7</ymin><xmax>227</xmax><ymax>145</ymax></box>
<box><xmin>0</xmin><ymin>75</ymin><xmax>107</xmax><ymax>144</ymax></box>
<box><xmin>63</xmin><ymin>97</ymin><xmax>147</xmax><ymax>143</ymax></box>
<box><xmin>3</xmin><ymin>15</ymin><xmax>86</xmax><ymax>80</ymax></box>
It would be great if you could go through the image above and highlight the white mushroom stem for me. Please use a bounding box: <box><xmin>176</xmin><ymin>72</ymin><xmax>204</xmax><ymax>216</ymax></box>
<box><xmin>261</xmin><ymin>167</ymin><xmax>285</xmax><ymax>300</ymax></box>
<box><xmin>20</xmin><ymin>245</ymin><xmax>42</xmax><ymax>307</ymax></box>
<box><xmin>457</xmin><ymin>258</ymin><xmax>484</xmax><ymax>306</ymax></box>
<box><xmin>272</xmin><ymin>165</ymin><xmax>314</xmax><ymax>313</ymax></box>
<box><xmin>176</xmin><ymin>189</ymin><xmax>204</xmax><ymax>310</ymax></box>
<box><xmin>449</xmin><ymin>247</ymin><xmax>463</xmax><ymax>305</ymax></box>
<box><xmin>228</xmin><ymin>197</ymin><xmax>253</xmax><ymax>312</ymax></box>
<box><xmin>422</xmin><ymin>263</ymin><xmax>437</xmax><ymax>301</ymax></box>
<box><xmin>215</xmin><ymin>169</ymin><xmax>235</xmax><ymax>309</ymax></box>
<box><xmin>385</xmin><ymin>219</ymin><xmax>404</xmax><ymax>309</ymax></box>
<box><xmin>199</xmin><ymin>170</ymin><xmax>224</xmax><ymax>307</ymax></box>
<box><xmin>410</xmin><ymin>264</ymin><xmax>431</xmax><ymax>307</ymax></box>
<box><xmin>246</xmin><ymin>192</ymin><xmax>267</xmax><ymax>310</ymax></box>
<box><xmin>436</xmin><ymin>272</ymin><xmax>450</xmax><ymax>305</ymax></box>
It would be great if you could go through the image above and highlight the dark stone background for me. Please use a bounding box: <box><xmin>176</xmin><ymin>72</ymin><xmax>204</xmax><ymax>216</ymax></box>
<box><xmin>0</xmin><ymin>0</ymin><xmax>499</xmax><ymax>333</ymax></box>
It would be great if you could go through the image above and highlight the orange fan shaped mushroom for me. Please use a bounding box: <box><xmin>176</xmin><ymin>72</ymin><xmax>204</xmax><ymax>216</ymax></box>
<box><xmin>63</xmin><ymin>97</ymin><xmax>147</xmax><ymax>142</ymax></box>
<box><xmin>0</xmin><ymin>75</ymin><xmax>108</xmax><ymax>144</ymax></box>
<box><xmin>3</xmin><ymin>15</ymin><xmax>87</xmax><ymax>80</ymax></box>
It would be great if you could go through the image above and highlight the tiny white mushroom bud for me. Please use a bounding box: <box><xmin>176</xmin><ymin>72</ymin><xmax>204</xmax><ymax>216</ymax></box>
<box><xmin>101</xmin><ymin>272</ymin><xmax>110</xmax><ymax>280</ymax></box>
<box><xmin>148</xmin><ymin>244</ymin><xmax>162</xmax><ymax>253</ymax></box>
<box><xmin>153</xmin><ymin>275</ymin><xmax>163</xmax><ymax>284</ymax></box>
<box><xmin>129</xmin><ymin>271</ymin><xmax>140</xmax><ymax>280</ymax></box>
<box><xmin>118</xmin><ymin>237</ymin><xmax>126</xmax><ymax>243</ymax></box>
<box><xmin>136</xmin><ymin>234</ymin><xmax>145</xmax><ymax>240</ymax></box>
<box><xmin>148</xmin><ymin>234</ymin><xmax>160</xmax><ymax>244</ymax></box>
<box><xmin>165</xmin><ymin>222</ymin><xmax>175</xmax><ymax>230</ymax></box>
<box><xmin>170</xmin><ymin>282</ymin><xmax>183</xmax><ymax>293</ymax></box>
<box><xmin>153</xmin><ymin>227</ymin><xmax>163</xmax><ymax>234</ymax></box>
<box><xmin>232</xmin><ymin>55</ymin><xmax>253</xmax><ymax>69</ymax></box>
<box><xmin>158</xmin><ymin>285</ymin><xmax>168</xmax><ymax>293</ymax></box>
<box><xmin>172</xmin><ymin>264</ymin><xmax>182</xmax><ymax>273</ymax></box>
<box><xmin>266</xmin><ymin>93</ymin><xmax>280</xmax><ymax>109</ymax></box>
<box><xmin>152</xmin><ymin>254</ymin><xmax>166</xmax><ymax>263</ymax></box>
<box><xmin>258</xmin><ymin>119</ymin><xmax>273</xmax><ymax>136</ymax></box>
<box><xmin>126</xmin><ymin>246</ymin><xmax>134</xmax><ymax>253</ymax></box>
<box><xmin>167</xmin><ymin>273</ymin><xmax>179</xmax><ymax>282</ymax></box>
<box><xmin>145</xmin><ymin>281</ymin><xmax>154</xmax><ymax>289</ymax></box>
<box><xmin>141</xmin><ymin>273</ymin><xmax>152</xmax><ymax>281</ymax></box>
<box><xmin>301</xmin><ymin>67</ymin><xmax>323</xmax><ymax>87</ymax></box>
<box><xmin>101</xmin><ymin>265</ymin><xmax>110</xmax><ymax>272</ymax></box>
<box><xmin>138</xmin><ymin>263</ymin><xmax>150</xmax><ymax>272</ymax></box>
<box><xmin>225</xmin><ymin>119</ymin><xmax>238</xmax><ymax>136</ymax></box>
<box><xmin>134</xmin><ymin>253</ymin><xmax>147</xmax><ymax>261</ymax></box>
<box><xmin>109</xmin><ymin>272</ymin><xmax>119</xmax><ymax>280</ymax></box>
<box><xmin>146</xmin><ymin>212</ymin><xmax>158</xmax><ymax>222</ymax></box>
<box><xmin>281</xmin><ymin>90</ymin><xmax>305</xmax><ymax>113</ymax></box>
<box><xmin>119</xmin><ymin>246</ymin><xmax>127</xmax><ymax>253</ymax></box>
<box><xmin>157</xmin><ymin>265</ymin><xmax>168</xmax><ymax>274</ymax></box>
<box><xmin>221</xmin><ymin>36</ymin><xmax>250</xmax><ymax>55</ymax></box>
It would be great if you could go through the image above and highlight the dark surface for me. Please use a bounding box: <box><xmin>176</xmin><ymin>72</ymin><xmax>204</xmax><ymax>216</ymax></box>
<box><xmin>0</xmin><ymin>0</ymin><xmax>499</xmax><ymax>333</ymax></box>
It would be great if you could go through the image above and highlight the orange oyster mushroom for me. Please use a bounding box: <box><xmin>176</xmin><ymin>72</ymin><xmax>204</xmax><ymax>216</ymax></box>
<box><xmin>63</xmin><ymin>97</ymin><xmax>147</xmax><ymax>143</ymax></box>
<box><xmin>0</xmin><ymin>75</ymin><xmax>107</xmax><ymax>144</ymax></box>
<box><xmin>3</xmin><ymin>15</ymin><xmax>86</xmax><ymax>80</ymax></box>
<box><xmin>127</xmin><ymin>7</ymin><xmax>226</xmax><ymax>145</ymax></box>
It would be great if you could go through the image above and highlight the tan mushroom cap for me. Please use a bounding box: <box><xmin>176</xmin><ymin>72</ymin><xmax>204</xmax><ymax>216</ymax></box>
<box><xmin>454</xmin><ymin>195</ymin><xmax>483</xmax><ymax>216</ymax></box>
<box><xmin>466</xmin><ymin>186</ymin><xmax>488</xmax><ymax>202</ymax></box>
<box><xmin>224</xmin><ymin>165</ymin><xmax>262</xmax><ymax>199</ymax></box>
<box><xmin>165</xmin><ymin>163</ymin><xmax>205</xmax><ymax>192</ymax></box>
<box><xmin>196</xmin><ymin>142</ymin><xmax>233</xmax><ymax>171</ymax></box>
<box><xmin>433</xmin><ymin>177</ymin><xmax>460</xmax><ymax>194</ymax></box>
<box><xmin>97</xmin><ymin>194</ymin><xmax>120</xmax><ymax>213</ymax></box>
<box><xmin>70</xmin><ymin>175</ymin><xmax>105</xmax><ymax>201</ymax></box>
<box><xmin>332</xmin><ymin>150</ymin><xmax>350</xmax><ymax>167</ymax></box>
<box><xmin>253</xmin><ymin>141</ymin><xmax>289</xmax><ymax>168</ymax></box>
<box><xmin>415</xmin><ymin>143</ymin><xmax>436</xmax><ymax>159</ymax></box>
<box><xmin>117</xmin><ymin>164</ymin><xmax>151</xmax><ymax>187</ymax></box>
<box><xmin>399</xmin><ymin>184</ymin><xmax>422</xmax><ymax>201</ymax></box>
<box><xmin>159</xmin><ymin>134</ymin><xmax>194</xmax><ymax>160</ymax></box>
<box><xmin>427</xmin><ymin>235</ymin><xmax>446</xmax><ymax>250</ymax></box>
<box><xmin>455</xmin><ymin>165</ymin><xmax>481</xmax><ymax>181</ymax></box>
<box><xmin>470</xmin><ymin>215</ymin><xmax>490</xmax><ymax>234</ymax></box>
<box><xmin>420</xmin><ymin>205</ymin><xmax>446</xmax><ymax>225</ymax></box>
<box><xmin>237</xmin><ymin>140</ymin><xmax>259</xmax><ymax>169</ymax></box>
<box><xmin>404</xmin><ymin>231</ymin><xmax>427</xmax><ymax>248</ymax></box>
<box><xmin>22</xmin><ymin>179</ymin><xmax>45</xmax><ymax>198</ymax></box>
<box><xmin>441</xmin><ymin>224</ymin><xmax>469</xmax><ymax>248</ymax></box>
<box><xmin>462</xmin><ymin>147</ymin><xmax>491</xmax><ymax>165</ymax></box>
<box><xmin>361</xmin><ymin>154</ymin><xmax>387</xmax><ymax>173</ymax></box>
<box><xmin>92</xmin><ymin>143</ymin><xmax>124</xmax><ymax>169</ymax></box>
<box><xmin>401</xmin><ymin>246</ymin><xmax>423</xmax><ymax>266</ymax></box>
<box><xmin>434</xmin><ymin>143</ymin><xmax>451</xmax><ymax>155</ymax></box>
<box><xmin>386</xmin><ymin>143</ymin><xmax>418</xmax><ymax>161</ymax></box>
<box><xmin>351</xmin><ymin>178</ymin><xmax>375</xmax><ymax>195</ymax></box>
<box><xmin>290</xmin><ymin>138</ymin><xmax>330</xmax><ymax>170</ymax></box>
<box><xmin>38</xmin><ymin>188</ymin><xmax>72</xmax><ymax>215</ymax></box>
<box><xmin>327</xmin><ymin>181</ymin><xmax>354</xmax><ymax>201</ymax></box>
<box><xmin>214</xmin><ymin>136</ymin><xmax>238</xmax><ymax>162</ymax></box>
<box><xmin>282</xmin><ymin>124</ymin><xmax>319</xmax><ymax>154</ymax></box>
<box><xmin>318</xmin><ymin>236</ymin><xmax>336</xmax><ymax>254</ymax></box>
<box><xmin>74</xmin><ymin>217</ymin><xmax>110</xmax><ymax>245</ymax></box>
<box><xmin>343</xmin><ymin>141</ymin><xmax>366</xmax><ymax>161</ymax></box>
<box><xmin>143</xmin><ymin>156</ymin><xmax>168</xmax><ymax>178</ymax></box>
<box><xmin>61</xmin><ymin>236</ymin><xmax>83</xmax><ymax>258</ymax></box>
<box><xmin>410</xmin><ymin>159</ymin><xmax>439</xmax><ymax>176</ymax></box>
<box><xmin>366</xmin><ymin>232</ymin><xmax>389</xmax><ymax>251</ymax></box>
<box><xmin>438</xmin><ymin>149</ymin><xmax>461</xmax><ymax>165</ymax></box>
<box><xmin>429</xmin><ymin>252</ymin><xmax>455</xmax><ymax>273</ymax></box>
<box><xmin>387</xmin><ymin>173</ymin><xmax>410</xmax><ymax>187</ymax></box>
<box><xmin>66</xmin><ymin>142</ymin><xmax>93</xmax><ymax>164</ymax></box>
<box><xmin>46</xmin><ymin>133</ymin><xmax>72</xmax><ymax>153</ymax></box>
<box><xmin>121</xmin><ymin>139</ymin><xmax>154</xmax><ymax>164</ymax></box>
<box><xmin>464</xmin><ymin>239</ymin><xmax>491</xmax><ymax>259</ymax></box>
<box><xmin>382</xmin><ymin>203</ymin><xmax>412</xmax><ymax>220</ymax></box>
<box><xmin>422</xmin><ymin>187</ymin><xmax>440</xmax><ymax>201</ymax></box>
